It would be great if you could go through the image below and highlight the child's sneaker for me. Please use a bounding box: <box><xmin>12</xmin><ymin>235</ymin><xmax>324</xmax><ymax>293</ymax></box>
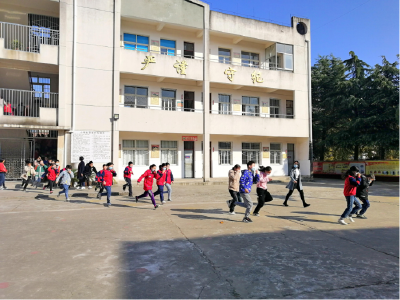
<box><xmin>228</xmin><ymin>211</ymin><xmax>235</xmax><ymax>215</ymax></box>
<box><xmin>348</xmin><ymin>216</ymin><xmax>355</xmax><ymax>223</ymax></box>
<box><xmin>242</xmin><ymin>217</ymin><xmax>253</xmax><ymax>223</ymax></box>
<box><xmin>161</xmin><ymin>201</ymin><xmax>166</xmax><ymax>204</ymax></box>
<box><xmin>357</xmin><ymin>214</ymin><xmax>367</xmax><ymax>219</ymax></box>
<box><xmin>338</xmin><ymin>218</ymin><xmax>348</xmax><ymax>225</ymax></box>
<box><xmin>253</xmin><ymin>213</ymin><xmax>260</xmax><ymax>217</ymax></box>
<box><xmin>154</xmin><ymin>204</ymin><xmax>159</xmax><ymax>209</ymax></box>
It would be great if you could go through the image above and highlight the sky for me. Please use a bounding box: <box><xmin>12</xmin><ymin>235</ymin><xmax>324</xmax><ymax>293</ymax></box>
<box><xmin>204</xmin><ymin>0</ymin><xmax>399</xmax><ymax>67</ymax></box>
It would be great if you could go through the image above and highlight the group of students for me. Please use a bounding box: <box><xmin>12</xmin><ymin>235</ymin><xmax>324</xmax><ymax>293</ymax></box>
<box><xmin>227</xmin><ymin>160</ymin><xmax>310</xmax><ymax>223</ymax></box>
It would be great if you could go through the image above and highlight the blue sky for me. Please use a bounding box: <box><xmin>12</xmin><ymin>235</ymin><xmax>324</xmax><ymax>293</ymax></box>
<box><xmin>205</xmin><ymin>0</ymin><xmax>399</xmax><ymax>67</ymax></box>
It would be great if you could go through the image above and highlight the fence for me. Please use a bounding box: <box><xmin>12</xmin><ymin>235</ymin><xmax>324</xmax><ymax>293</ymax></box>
<box><xmin>0</xmin><ymin>22</ymin><xmax>59</xmax><ymax>53</ymax></box>
<box><xmin>1</xmin><ymin>88</ymin><xmax>59</xmax><ymax>118</ymax></box>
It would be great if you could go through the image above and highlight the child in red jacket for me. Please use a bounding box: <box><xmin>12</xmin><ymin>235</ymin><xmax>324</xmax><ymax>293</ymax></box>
<box><xmin>43</xmin><ymin>163</ymin><xmax>57</xmax><ymax>194</ymax></box>
<box><xmin>154</xmin><ymin>164</ymin><xmax>167</xmax><ymax>204</ymax></box>
<box><xmin>98</xmin><ymin>162</ymin><xmax>117</xmax><ymax>207</ymax></box>
<box><xmin>136</xmin><ymin>164</ymin><xmax>158</xmax><ymax>209</ymax></box>
<box><xmin>338</xmin><ymin>166</ymin><xmax>362</xmax><ymax>225</ymax></box>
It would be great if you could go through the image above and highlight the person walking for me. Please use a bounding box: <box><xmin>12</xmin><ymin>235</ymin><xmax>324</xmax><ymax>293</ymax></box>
<box><xmin>283</xmin><ymin>161</ymin><xmax>310</xmax><ymax>207</ymax></box>
<box><xmin>154</xmin><ymin>164</ymin><xmax>167</xmax><ymax>204</ymax></box>
<box><xmin>253</xmin><ymin>166</ymin><xmax>273</xmax><ymax>217</ymax></box>
<box><xmin>239</xmin><ymin>161</ymin><xmax>260</xmax><ymax>223</ymax></box>
<box><xmin>43</xmin><ymin>163</ymin><xmax>57</xmax><ymax>194</ymax></box>
<box><xmin>77</xmin><ymin>156</ymin><xmax>85</xmax><ymax>189</ymax></box>
<box><xmin>226</xmin><ymin>164</ymin><xmax>245</xmax><ymax>214</ymax></box>
<box><xmin>163</xmin><ymin>162</ymin><xmax>174</xmax><ymax>201</ymax></box>
<box><xmin>33</xmin><ymin>160</ymin><xmax>47</xmax><ymax>189</ymax></box>
<box><xmin>98</xmin><ymin>162</ymin><xmax>117</xmax><ymax>207</ymax></box>
<box><xmin>122</xmin><ymin>161</ymin><xmax>134</xmax><ymax>197</ymax></box>
<box><xmin>56</xmin><ymin>165</ymin><xmax>74</xmax><ymax>201</ymax></box>
<box><xmin>136</xmin><ymin>164</ymin><xmax>159</xmax><ymax>209</ymax></box>
<box><xmin>84</xmin><ymin>161</ymin><xmax>97</xmax><ymax>189</ymax></box>
<box><xmin>0</xmin><ymin>159</ymin><xmax>7</xmax><ymax>190</ymax></box>
<box><xmin>21</xmin><ymin>161</ymin><xmax>36</xmax><ymax>191</ymax></box>
<box><xmin>95</xmin><ymin>164</ymin><xmax>107</xmax><ymax>193</ymax></box>
<box><xmin>354</xmin><ymin>173</ymin><xmax>375</xmax><ymax>219</ymax></box>
<box><xmin>338</xmin><ymin>166</ymin><xmax>362</xmax><ymax>225</ymax></box>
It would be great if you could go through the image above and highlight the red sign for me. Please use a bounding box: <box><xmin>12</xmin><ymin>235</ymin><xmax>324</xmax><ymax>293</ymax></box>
<box><xmin>182</xmin><ymin>136</ymin><xmax>198</xmax><ymax>141</ymax></box>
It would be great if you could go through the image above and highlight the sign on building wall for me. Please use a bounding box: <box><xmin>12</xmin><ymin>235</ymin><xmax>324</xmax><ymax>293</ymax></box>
<box><xmin>151</xmin><ymin>92</ymin><xmax>159</xmax><ymax>105</ymax></box>
<box><xmin>182</xmin><ymin>136</ymin><xmax>198</xmax><ymax>141</ymax></box>
<box><xmin>71</xmin><ymin>131</ymin><xmax>111</xmax><ymax>163</ymax></box>
<box><xmin>151</xmin><ymin>145</ymin><xmax>160</xmax><ymax>158</ymax></box>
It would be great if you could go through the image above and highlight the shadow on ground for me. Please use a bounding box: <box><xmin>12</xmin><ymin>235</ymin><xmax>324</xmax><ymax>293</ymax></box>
<box><xmin>118</xmin><ymin>227</ymin><xmax>399</xmax><ymax>299</ymax></box>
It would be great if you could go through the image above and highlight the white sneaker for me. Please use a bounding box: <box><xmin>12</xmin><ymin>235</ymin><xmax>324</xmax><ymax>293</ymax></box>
<box><xmin>73</xmin><ymin>182</ymin><xmax>77</xmax><ymax>187</ymax></box>
<box><xmin>81</xmin><ymin>187</ymin><xmax>85</xmax><ymax>190</ymax></box>
<box><xmin>66</xmin><ymin>198</ymin><xmax>70</xmax><ymax>202</ymax></box>
<box><xmin>161</xmin><ymin>201</ymin><xmax>166</xmax><ymax>204</ymax></box>
<box><xmin>0</xmin><ymin>187</ymin><xmax>3</xmax><ymax>190</ymax></box>
<box><xmin>348</xmin><ymin>217</ymin><xmax>355</xmax><ymax>223</ymax></box>
<box><xmin>228</xmin><ymin>211</ymin><xmax>235</xmax><ymax>215</ymax></box>
<box><xmin>88</xmin><ymin>186</ymin><xmax>92</xmax><ymax>189</ymax></box>
<box><xmin>338</xmin><ymin>218</ymin><xmax>348</xmax><ymax>225</ymax></box>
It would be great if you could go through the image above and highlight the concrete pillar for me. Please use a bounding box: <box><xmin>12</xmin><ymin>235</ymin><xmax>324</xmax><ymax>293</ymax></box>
<box><xmin>202</xmin><ymin>3</ymin><xmax>210</xmax><ymax>182</ymax></box>
<box><xmin>57</xmin><ymin>130</ymin><xmax>65</xmax><ymax>166</ymax></box>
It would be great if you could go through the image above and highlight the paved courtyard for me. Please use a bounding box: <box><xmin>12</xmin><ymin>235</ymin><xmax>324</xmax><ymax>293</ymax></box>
<box><xmin>0</xmin><ymin>179</ymin><xmax>398</xmax><ymax>299</ymax></box>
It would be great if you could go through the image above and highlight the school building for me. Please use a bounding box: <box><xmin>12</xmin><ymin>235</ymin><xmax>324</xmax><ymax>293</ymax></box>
<box><xmin>0</xmin><ymin>0</ymin><xmax>312</xmax><ymax>180</ymax></box>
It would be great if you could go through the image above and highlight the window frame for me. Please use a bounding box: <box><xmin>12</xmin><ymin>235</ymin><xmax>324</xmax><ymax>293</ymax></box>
<box><xmin>184</xmin><ymin>41</ymin><xmax>195</xmax><ymax>59</ymax></box>
<box><xmin>122</xmin><ymin>139</ymin><xmax>149</xmax><ymax>166</ymax></box>
<box><xmin>160</xmin><ymin>39</ymin><xmax>176</xmax><ymax>56</ymax></box>
<box><xmin>286</xmin><ymin>100</ymin><xmax>294</xmax><ymax>119</ymax></box>
<box><xmin>270</xmin><ymin>143</ymin><xmax>282</xmax><ymax>165</ymax></box>
<box><xmin>218</xmin><ymin>142</ymin><xmax>232</xmax><ymax>165</ymax></box>
<box><xmin>242</xmin><ymin>96</ymin><xmax>260</xmax><ymax>117</ymax></box>
<box><xmin>123</xmin><ymin>33</ymin><xmax>149</xmax><ymax>52</ymax></box>
<box><xmin>276</xmin><ymin>43</ymin><xmax>293</xmax><ymax>71</ymax></box>
<box><xmin>218</xmin><ymin>94</ymin><xmax>231</xmax><ymax>115</ymax></box>
<box><xmin>218</xmin><ymin>48</ymin><xmax>231</xmax><ymax>64</ymax></box>
<box><xmin>270</xmin><ymin>98</ymin><xmax>280</xmax><ymax>118</ymax></box>
<box><xmin>161</xmin><ymin>140</ymin><xmax>178</xmax><ymax>165</ymax></box>
<box><xmin>124</xmin><ymin>85</ymin><xmax>148</xmax><ymax>108</ymax></box>
<box><xmin>241</xmin><ymin>142</ymin><xmax>261</xmax><ymax>165</ymax></box>
<box><xmin>241</xmin><ymin>51</ymin><xmax>260</xmax><ymax>68</ymax></box>
<box><xmin>161</xmin><ymin>88</ymin><xmax>176</xmax><ymax>111</ymax></box>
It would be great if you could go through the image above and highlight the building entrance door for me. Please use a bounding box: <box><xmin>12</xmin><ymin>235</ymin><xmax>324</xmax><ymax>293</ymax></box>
<box><xmin>287</xmin><ymin>143</ymin><xmax>295</xmax><ymax>174</ymax></box>
<box><xmin>184</xmin><ymin>141</ymin><xmax>194</xmax><ymax>178</ymax></box>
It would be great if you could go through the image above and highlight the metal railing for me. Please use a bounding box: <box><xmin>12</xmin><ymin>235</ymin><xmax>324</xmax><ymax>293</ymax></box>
<box><xmin>209</xmin><ymin>110</ymin><xmax>295</xmax><ymax>118</ymax></box>
<box><xmin>120</xmin><ymin>103</ymin><xmax>204</xmax><ymax>113</ymax></box>
<box><xmin>121</xmin><ymin>45</ymin><xmax>204</xmax><ymax>60</ymax></box>
<box><xmin>1</xmin><ymin>88</ymin><xmax>58</xmax><ymax>118</ymax></box>
<box><xmin>0</xmin><ymin>22</ymin><xmax>59</xmax><ymax>53</ymax></box>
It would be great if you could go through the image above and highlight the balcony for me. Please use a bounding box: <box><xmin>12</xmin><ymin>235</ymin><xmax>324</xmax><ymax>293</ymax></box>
<box><xmin>0</xmin><ymin>88</ymin><xmax>59</xmax><ymax>127</ymax></box>
<box><xmin>0</xmin><ymin>22</ymin><xmax>59</xmax><ymax>65</ymax></box>
<box><xmin>120</xmin><ymin>48</ymin><xmax>203</xmax><ymax>81</ymax></box>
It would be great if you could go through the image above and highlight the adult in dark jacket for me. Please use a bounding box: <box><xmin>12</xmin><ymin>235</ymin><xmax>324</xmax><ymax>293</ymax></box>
<box><xmin>77</xmin><ymin>156</ymin><xmax>86</xmax><ymax>189</ymax></box>
<box><xmin>354</xmin><ymin>173</ymin><xmax>375</xmax><ymax>219</ymax></box>
<box><xmin>84</xmin><ymin>161</ymin><xmax>97</xmax><ymax>189</ymax></box>
<box><xmin>283</xmin><ymin>161</ymin><xmax>310</xmax><ymax>208</ymax></box>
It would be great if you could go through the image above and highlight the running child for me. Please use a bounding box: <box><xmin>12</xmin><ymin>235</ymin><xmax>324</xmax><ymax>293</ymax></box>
<box><xmin>98</xmin><ymin>162</ymin><xmax>117</xmax><ymax>207</ymax></box>
<box><xmin>122</xmin><ymin>161</ymin><xmax>134</xmax><ymax>197</ymax></box>
<box><xmin>238</xmin><ymin>161</ymin><xmax>260</xmax><ymax>223</ymax></box>
<box><xmin>56</xmin><ymin>165</ymin><xmax>74</xmax><ymax>201</ymax></box>
<box><xmin>164</xmin><ymin>162</ymin><xmax>174</xmax><ymax>201</ymax></box>
<box><xmin>136</xmin><ymin>164</ymin><xmax>159</xmax><ymax>209</ymax></box>
<box><xmin>253</xmin><ymin>166</ymin><xmax>273</xmax><ymax>217</ymax></box>
<box><xmin>95</xmin><ymin>164</ymin><xmax>107</xmax><ymax>193</ymax></box>
<box><xmin>154</xmin><ymin>164</ymin><xmax>167</xmax><ymax>204</ymax></box>
<box><xmin>43</xmin><ymin>163</ymin><xmax>57</xmax><ymax>194</ymax></box>
<box><xmin>354</xmin><ymin>173</ymin><xmax>375</xmax><ymax>219</ymax></box>
<box><xmin>338</xmin><ymin>166</ymin><xmax>362</xmax><ymax>225</ymax></box>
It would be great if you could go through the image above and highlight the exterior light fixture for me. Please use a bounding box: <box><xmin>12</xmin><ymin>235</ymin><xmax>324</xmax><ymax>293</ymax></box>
<box><xmin>113</xmin><ymin>114</ymin><xmax>119</xmax><ymax>120</ymax></box>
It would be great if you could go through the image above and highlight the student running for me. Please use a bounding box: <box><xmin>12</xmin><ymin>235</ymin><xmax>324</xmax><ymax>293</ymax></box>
<box><xmin>122</xmin><ymin>161</ymin><xmax>134</xmax><ymax>197</ymax></box>
<box><xmin>95</xmin><ymin>164</ymin><xmax>107</xmax><ymax>193</ymax></box>
<box><xmin>21</xmin><ymin>161</ymin><xmax>35</xmax><ymax>192</ymax></box>
<box><xmin>283</xmin><ymin>161</ymin><xmax>310</xmax><ymax>208</ymax></box>
<box><xmin>226</xmin><ymin>164</ymin><xmax>245</xmax><ymax>214</ymax></box>
<box><xmin>238</xmin><ymin>161</ymin><xmax>260</xmax><ymax>223</ymax></box>
<box><xmin>253</xmin><ymin>166</ymin><xmax>273</xmax><ymax>217</ymax></box>
<box><xmin>164</xmin><ymin>162</ymin><xmax>174</xmax><ymax>201</ymax></box>
<box><xmin>43</xmin><ymin>163</ymin><xmax>57</xmax><ymax>194</ymax></box>
<box><xmin>56</xmin><ymin>165</ymin><xmax>74</xmax><ymax>201</ymax></box>
<box><xmin>97</xmin><ymin>162</ymin><xmax>117</xmax><ymax>207</ymax></box>
<box><xmin>154</xmin><ymin>164</ymin><xmax>167</xmax><ymax>204</ymax></box>
<box><xmin>0</xmin><ymin>159</ymin><xmax>7</xmax><ymax>190</ymax></box>
<box><xmin>354</xmin><ymin>173</ymin><xmax>375</xmax><ymax>219</ymax></box>
<box><xmin>136</xmin><ymin>164</ymin><xmax>159</xmax><ymax>209</ymax></box>
<box><xmin>338</xmin><ymin>166</ymin><xmax>362</xmax><ymax>225</ymax></box>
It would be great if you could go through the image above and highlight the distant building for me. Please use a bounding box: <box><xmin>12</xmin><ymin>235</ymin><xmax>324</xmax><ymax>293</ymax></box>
<box><xmin>0</xmin><ymin>0</ymin><xmax>312</xmax><ymax>180</ymax></box>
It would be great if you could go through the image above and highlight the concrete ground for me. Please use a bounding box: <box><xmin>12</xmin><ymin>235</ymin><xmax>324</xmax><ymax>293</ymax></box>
<box><xmin>0</xmin><ymin>179</ymin><xmax>398</xmax><ymax>299</ymax></box>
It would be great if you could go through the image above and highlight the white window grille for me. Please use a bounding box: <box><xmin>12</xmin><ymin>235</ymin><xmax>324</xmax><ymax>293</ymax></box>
<box><xmin>122</xmin><ymin>140</ymin><xmax>149</xmax><ymax>165</ymax></box>
<box><xmin>242</xmin><ymin>143</ymin><xmax>260</xmax><ymax>164</ymax></box>
<box><xmin>270</xmin><ymin>143</ymin><xmax>281</xmax><ymax>164</ymax></box>
<box><xmin>161</xmin><ymin>141</ymin><xmax>178</xmax><ymax>165</ymax></box>
<box><xmin>218</xmin><ymin>142</ymin><xmax>232</xmax><ymax>165</ymax></box>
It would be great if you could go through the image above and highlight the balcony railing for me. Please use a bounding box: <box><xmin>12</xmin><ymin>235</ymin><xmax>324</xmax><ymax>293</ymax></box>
<box><xmin>1</xmin><ymin>88</ymin><xmax>58</xmax><ymax>118</ymax></box>
<box><xmin>210</xmin><ymin>110</ymin><xmax>294</xmax><ymax>118</ymax></box>
<box><xmin>0</xmin><ymin>22</ymin><xmax>59</xmax><ymax>53</ymax></box>
<box><xmin>121</xmin><ymin>45</ymin><xmax>204</xmax><ymax>60</ymax></box>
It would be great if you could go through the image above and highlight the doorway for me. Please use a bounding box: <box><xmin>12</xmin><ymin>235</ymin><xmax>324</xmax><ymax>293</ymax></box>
<box><xmin>184</xmin><ymin>42</ymin><xmax>194</xmax><ymax>59</ymax></box>
<box><xmin>287</xmin><ymin>143</ymin><xmax>295</xmax><ymax>174</ymax></box>
<box><xmin>184</xmin><ymin>141</ymin><xmax>194</xmax><ymax>178</ymax></box>
<box><xmin>184</xmin><ymin>91</ymin><xmax>195</xmax><ymax>112</ymax></box>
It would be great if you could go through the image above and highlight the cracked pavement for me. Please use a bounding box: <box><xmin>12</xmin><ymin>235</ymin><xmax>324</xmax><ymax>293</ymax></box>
<box><xmin>0</xmin><ymin>179</ymin><xmax>398</xmax><ymax>298</ymax></box>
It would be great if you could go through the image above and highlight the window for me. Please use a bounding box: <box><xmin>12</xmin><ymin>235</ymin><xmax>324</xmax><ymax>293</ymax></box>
<box><xmin>270</xmin><ymin>99</ymin><xmax>280</xmax><ymax>118</ymax></box>
<box><xmin>123</xmin><ymin>34</ymin><xmax>149</xmax><ymax>52</ymax></box>
<box><xmin>124</xmin><ymin>86</ymin><xmax>148</xmax><ymax>108</ymax></box>
<box><xmin>122</xmin><ymin>140</ymin><xmax>149</xmax><ymax>165</ymax></box>
<box><xmin>286</xmin><ymin>100</ymin><xmax>294</xmax><ymax>119</ymax></box>
<box><xmin>218</xmin><ymin>94</ymin><xmax>230</xmax><ymax>115</ymax></box>
<box><xmin>277</xmin><ymin>43</ymin><xmax>293</xmax><ymax>70</ymax></box>
<box><xmin>30</xmin><ymin>76</ymin><xmax>50</xmax><ymax>98</ymax></box>
<box><xmin>160</xmin><ymin>39</ymin><xmax>176</xmax><ymax>56</ymax></box>
<box><xmin>184</xmin><ymin>42</ymin><xmax>194</xmax><ymax>59</ymax></box>
<box><xmin>242</xmin><ymin>143</ymin><xmax>260</xmax><ymax>164</ymax></box>
<box><xmin>162</xmin><ymin>89</ymin><xmax>176</xmax><ymax>111</ymax></box>
<box><xmin>270</xmin><ymin>143</ymin><xmax>281</xmax><ymax>164</ymax></box>
<box><xmin>184</xmin><ymin>91</ymin><xmax>195</xmax><ymax>112</ymax></box>
<box><xmin>161</xmin><ymin>141</ymin><xmax>178</xmax><ymax>165</ymax></box>
<box><xmin>241</xmin><ymin>51</ymin><xmax>259</xmax><ymax>68</ymax></box>
<box><xmin>218</xmin><ymin>142</ymin><xmax>232</xmax><ymax>165</ymax></box>
<box><xmin>218</xmin><ymin>48</ymin><xmax>231</xmax><ymax>64</ymax></box>
<box><xmin>242</xmin><ymin>96</ymin><xmax>259</xmax><ymax>116</ymax></box>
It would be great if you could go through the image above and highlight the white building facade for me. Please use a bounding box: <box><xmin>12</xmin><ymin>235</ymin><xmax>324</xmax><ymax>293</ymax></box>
<box><xmin>0</xmin><ymin>0</ymin><xmax>312</xmax><ymax>180</ymax></box>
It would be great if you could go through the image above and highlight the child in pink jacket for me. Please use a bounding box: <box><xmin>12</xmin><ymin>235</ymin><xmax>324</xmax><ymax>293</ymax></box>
<box><xmin>253</xmin><ymin>166</ymin><xmax>273</xmax><ymax>216</ymax></box>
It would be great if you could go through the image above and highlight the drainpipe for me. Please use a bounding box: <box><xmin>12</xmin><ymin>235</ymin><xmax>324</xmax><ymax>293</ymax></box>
<box><xmin>305</xmin><ymin>39</ymin><xmax>313</xmax><ymax>180</ymax></box>
<box><xmin>111</xmin><ymin>0</ymin><xmax>116</xmax><ymax>162</ymax></box>
<box><xmin>71</xmin><ymin>0</ymin><xmax>77</xmax><ymax>133</ymax></box>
